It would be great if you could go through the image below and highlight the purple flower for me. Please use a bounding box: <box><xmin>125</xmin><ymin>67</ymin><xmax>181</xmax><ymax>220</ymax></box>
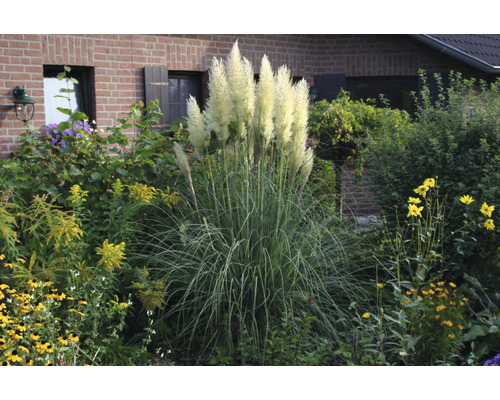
<box><xmin>483</xmin><ymin>353</ymin><xmax>500</xmax><ymax>366</ymax></box>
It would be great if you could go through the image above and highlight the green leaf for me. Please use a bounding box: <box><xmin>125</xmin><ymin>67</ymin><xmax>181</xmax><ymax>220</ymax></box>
<box><xmin>57</xmin><ymin>121</ymin><xmax>72</xmax><ymax>131</ymax></box>
<box><xmin>91</xmin><ymin>172</ymin><xmax>103</xmax><ymax>181</ymax></box>
<box><xmin>59</xmin><ymin>88</ymin><xmax>75</xmax><ymax>93</ymax></box>
<box><xmin>57</xmin><ymin>72</ymin><xmax>65</xmax><ymax>80</ymax></box>
<box><xmin>71</xmin><ymin>112</ymin><xmax>88</xmax><ymax>122</ymax></box>
<box><xmin>57</xmin><ymin>107</ymin><xmax>73</xmax><ymax>116</ymax></box>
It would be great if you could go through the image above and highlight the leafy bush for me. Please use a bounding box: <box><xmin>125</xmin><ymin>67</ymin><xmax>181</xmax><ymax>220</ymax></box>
<box><xmin>367</xmin><ymin>71</ymin><xmax>500</xmax><ymax>287</ymax></box>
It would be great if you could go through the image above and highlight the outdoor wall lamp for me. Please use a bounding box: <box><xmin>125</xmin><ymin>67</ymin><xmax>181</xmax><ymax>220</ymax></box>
<box><xmin>13</xmin><ymin>86</ymin><xmax>35</xmax><ymax>123</ymax></box>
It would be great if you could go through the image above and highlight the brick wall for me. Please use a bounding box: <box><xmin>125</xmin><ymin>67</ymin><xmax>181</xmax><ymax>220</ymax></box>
<box><xmin>0</xmin><ymin>34</ymin><xmax>487</xmax><ymax>214</ymax></box>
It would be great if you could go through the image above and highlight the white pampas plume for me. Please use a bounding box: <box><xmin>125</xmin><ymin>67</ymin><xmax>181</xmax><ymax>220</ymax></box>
<box><xmin>174</xmin><ymin>142</ymin><xmax>196</xmax><ymax>206</ymax></box>
<box><xmin>298</xmin><ymin>147</ymin><xmax>314</xmax><ymax>199</ymax></box>
<box><xmin>186</xmin><ymin>95</ymin><xmax>206</xmax><ymax>156</ymax></box>
<box><xmin>205</xmin><ymin>57</ymin><xmax>231</xmax><ymax>143</ymax></box>
<box><xmin>288</xmin><ymin>79</ymin><xmax>310</xmax><ymax>183</ymax></box>
<box><xmin>253</xmin><ymin>55</ymin><xmax>275</xmax><ymax>148</ymax></box>
<box><xmin>226</xmin><ymin>41</ymin><xmax>255</xmax><ymax>138</ymax></box>
<box><xmin>274</xmin><ymin>66</ymin><xmax>294</xmax><ymax>151</ymax></box>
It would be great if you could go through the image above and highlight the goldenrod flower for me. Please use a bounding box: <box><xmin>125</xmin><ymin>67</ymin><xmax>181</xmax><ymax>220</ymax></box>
<box><xmin>480</xmin><ymin>202</ymin><xmax>495</xmax><ymax>218</ymax></box>
<box><xmin>112</xmin><ymin>179</ymin><xmax>124</xmax><ymax>198</ymax></box>
<box><xmin>362</xmin><ymin>312</ymin><xmax>371</xmax><ymax>318</ymax></box>
<box><xmin>484</xmin><ymin>219</ymin><xmax>495</xmax><ymax>231</ymax></box>
<box><xmin>460</xmin><ymin>195</ymin><xmax>474</xmax><ymax>205</ymax></box>
<box><xmin>407</xmin><ymin>203</ymin><xmax>424</xmax><ymax>218</ymax></box>
<box><xmin>47</xmin><ymin>214</ymin><xmax>83</xmax><ymax>249</ymax></box>
<box><xmin>414</xmin><ymin>185</ymin><xmax>429</xmax><ymax>197</ymax></box>
<box><xmin>68</xmin><ymin>184</ymin><xmax>89</xmax><ymax>205</ymax></box>
<box><xmin>96</xmin><ymin>239</ymin><xmax>126</xmax><ymax>271</ymax></box>
<box><xmin>127</xmin><ymin>182</ymin><xmax>157</xmax><ymax>204</ymax></box>
<box><xmin>408</xmin><ymin>197</ymin><xmax>422</xmax><ymax>204</ymax></box>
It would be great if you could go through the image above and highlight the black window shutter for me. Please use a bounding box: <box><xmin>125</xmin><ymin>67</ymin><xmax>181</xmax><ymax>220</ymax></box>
<box><xmin>144</xmin><ymin>66</ymin><xmax>169</xmax><ymax>128</ymax></box>
<box><xmin>314</xmin><ymin>74</ymin><xmax>346</xmax><ymax>102</ymax></box>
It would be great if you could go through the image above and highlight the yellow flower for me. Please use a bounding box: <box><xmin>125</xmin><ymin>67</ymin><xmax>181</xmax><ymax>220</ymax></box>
<box><xmin>448</xmin><ymin>334</ymin><xmax>455</xmax><ymax>339</ymax></box>
<box><xmin>0</xmin><ymin>254</ymin><xmax>5</xmax><ymax>260</ymax></box>
<box><xmin>362</xmin><ymin>312</ymin><xmax>371</xmax><ymax>319</ymax></box>
<box><xmin>408</xmin><ymin>197</ymin><xmax>422</xmax><ymax>204</ymax></box>
<box><xmin>42</xmin><ymin>281</ymin><xmax>54</xmax><ymax>287</ymax></box>
<box><xmin>68</xmin><ymin>333</ymin><xmax>79</xmax><ymax>343</ymax></box>
<box><xmin>112</xmin><ymin>179</ymin><xmax>125</xmax><ymax>198</ymax></box>
<box><xmin>480</xmin><ymin>202</ymin><xmax>495</xmax><ymax>218</ymax></box>
<box><xmin>127</xmin><ymin>182</ymin><xmax>157</xmax><ymax>204</ymax></box>
<box><xmin>414</xmin><ymin>185</ymin><xmax>429</xmax><ymax>197</ymax></box>
<box><xmin>16</xmin><ymin>258</ymin><xmax>26</xmax><ymax>264</ymax></box>
<box><xmin>423</xmin><ymin>178</ymin><xmax>436</xmax><ymax>188</ymax></box>
<box><xmin>460</xmin><ymin>195</ymin><xmax>474</xmax><ymax>205</ymax></box>
<box><xmin>96</xmin><ymin>239</ymin><xmax>126</xmax><ymax>271</ymax></box>
<box><xmin>449</xmin><ymin>282</ymin><xmax>456</xmax><ymax>288</ymax></box>
<box><xmin>441</xmin><ymin>320</ymin><xmax>453</xmax><ymax>327</ymax></box>
<box><xmin>484</xmin><ymin>219</ymin><xmax>495</xmax><ymax>231</ymax></box>
<box><xmin>376</xmin><ymin>283</ymin><xmax>385</xmax><ymax>289</ymax></box>
<box><xmin>6</xmin><ymin>350</ymin><xmax>23</xmax><ymax>363</ymax></box>
<box><xmin>436</xmin><ymin>305</ymin><xmax>447</xmax><ymax>312</ymax></box>
<box><xmin>407</xmin><ymin>203</ymin><xmax>424</xmax><ymax>218</ymax></box>
<box><xmin>28</xmin><ymin>279</ymin><xmax>38</xmax><ymax>289</ymax></box>
<box><xmin>68</xmin><ymin>184</ymin><xmax>89</xmax><ymax>205</ymax></box>
<box><xmin>57</xmin><ymin>336</ymin><xmax>69</xmax><ymax>346</ymax></box>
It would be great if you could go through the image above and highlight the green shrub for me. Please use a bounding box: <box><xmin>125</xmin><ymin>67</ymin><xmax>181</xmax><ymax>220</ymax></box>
<box><xmin>367</xmin><ymin>71</ymin><xmax>500</xmax><ymax>288</ymax></box>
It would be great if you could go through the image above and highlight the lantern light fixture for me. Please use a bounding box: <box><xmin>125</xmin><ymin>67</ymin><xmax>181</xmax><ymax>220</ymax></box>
<box><xmin>13</xmin><ymin>86</ymin><xmax>35</xmax><ymax>123</ymax></box>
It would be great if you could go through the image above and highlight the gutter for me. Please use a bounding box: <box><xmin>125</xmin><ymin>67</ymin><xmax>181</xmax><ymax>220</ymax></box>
<box><xmin>409</xmin><ymin>34</ymin><xmax>500</xmax><ymax>75</ymax></box>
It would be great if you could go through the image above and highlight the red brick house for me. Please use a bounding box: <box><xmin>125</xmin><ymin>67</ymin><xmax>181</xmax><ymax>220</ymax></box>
<box><xmin>1</xmin><ymin>34</ymin><xmax>499</xmax><ymax>213</ymax></box>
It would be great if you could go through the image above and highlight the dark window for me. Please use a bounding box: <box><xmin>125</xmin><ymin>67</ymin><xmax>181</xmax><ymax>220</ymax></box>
<box><xmin>43</xmin><ymin>66</ymin><xmax>95</xmax><ymax>124</ymax></box>
<box><xmin>168</xmin><ymin>72</ymin><xmax>203</xmax><ymax>123</ymax></box>
<box><xmin>346</xmin><ymin>76</ymin><xmax>418</xmax><ymax>114</ymax></box>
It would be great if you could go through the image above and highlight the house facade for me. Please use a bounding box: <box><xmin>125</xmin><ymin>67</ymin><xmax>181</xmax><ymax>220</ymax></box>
<box><xmin>1</xmin><ymin>33</ymin><xmax>499</xmax><ymax>213</ymax></box>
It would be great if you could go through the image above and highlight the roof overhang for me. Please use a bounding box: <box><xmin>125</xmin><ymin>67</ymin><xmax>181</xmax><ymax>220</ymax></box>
<box><xmin>409</xmin><ymin>34</ymin><xmax>500</xmax><ymax>75</ymax></box>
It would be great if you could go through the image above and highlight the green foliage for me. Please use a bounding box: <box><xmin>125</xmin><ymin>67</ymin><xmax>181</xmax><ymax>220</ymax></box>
<box><xmin>308</xmin><ymin>91</ymin><xmax>411</xmax><ymax>207</ymax></box>
<box><xmin>368</xmin><ymin>71</ymin><xmax>500</xmax><ymax>287</ymax></box>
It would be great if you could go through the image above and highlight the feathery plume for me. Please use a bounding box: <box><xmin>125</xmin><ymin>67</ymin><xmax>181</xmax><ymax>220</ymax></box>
<box><xmin>186</xmin><ymin>95</ymin><xmax>206</xmax><ymax>155</ymax></box>
<box><xmin>205</xmin><ymin>57</ymin><xmax>231</xmax><ymax>143</ymax></box>
<box><xmin>174</xmin><ymin>142</ymin><xmax>197</xmax><ymax>206</ymax></box>
<box><xmin>253</xmin><ymin>55</ymin><xmax>275</xmax><ymax>148</ymax></box>
<box><xmin>288</xmin><ymin>79</ymin><xmax>310</xmax><ymax>183</ymax></box>
<box><xmin>226</xmin><ymin>41</ymin><xmax>255</xmax><ymax>138</ymax></box>
<box><xmin>274</xmin><ymin>66</ymin><xmax>294</xmax><ymax>151</ymax></box>
<box><xmin>298</xmin><ymin>147</ymin><xmax>314</xmax><ymax>199</ymax></box>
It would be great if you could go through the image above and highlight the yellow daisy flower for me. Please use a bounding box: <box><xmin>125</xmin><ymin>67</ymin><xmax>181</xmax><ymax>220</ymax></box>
<box><xmin>459</xmin><ymin>195</ymin><xmax>474</xmax><ymax>205</ymax></box>
<box><xmin>480</xmin><ymin>202</ymin><xmax>495</xmax><ymax>218</ymax></box>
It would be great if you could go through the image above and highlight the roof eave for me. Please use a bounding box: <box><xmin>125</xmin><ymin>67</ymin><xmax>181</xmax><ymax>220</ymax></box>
<box><xmin>409</xmin><ymin>34</ymin><xmax>500</xmax><ymax>75</ymax></box>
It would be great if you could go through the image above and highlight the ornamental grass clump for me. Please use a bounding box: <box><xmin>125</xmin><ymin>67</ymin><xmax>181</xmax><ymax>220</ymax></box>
<box><xmin>137</xmin><ymin>41</ymin><xmax>364</xmax><ymax>364</ymax></box>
